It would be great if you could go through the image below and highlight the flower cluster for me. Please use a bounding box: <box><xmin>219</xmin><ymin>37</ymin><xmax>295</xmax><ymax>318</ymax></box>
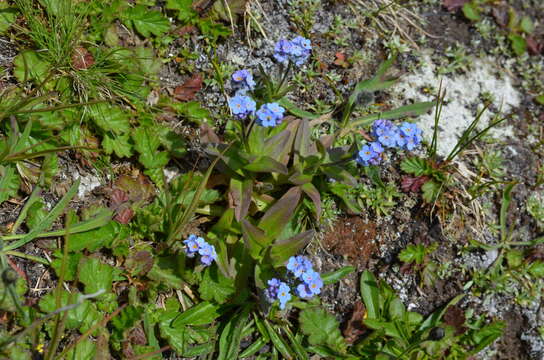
<box><xmin>265</xmin><ymin>278</ymin><xmax>291</xmax><ymax>309</ymax></box>
<box><xmin>356</xmin><ymin>141</ymin><xmax>384</xmax><ymax>166</ymax></box>
<box><xmin>183</xmin><ymin>234</ymin><xmax>217</xmax><ymax>266</ymax></box>
<box><xmin>357</xmin><ymin>120</ymin><xmax>423</xmax><ymax>167</ymax></box>
<box><xmin>287</xmin><ymin>256</ymin><xmax>323</xmax><ymax>298</ymax></box>
<box><xmin>256</xmin><ymin>102</ymin><xmax>285</xmax><ymax>127</ymax></box>
<box><xmin>264</xmin><ymin>255</ymin><xmax>323</xmax><ymax>310</ymax></box>
<box><xmin>231</xmin><ymin>69</ymin><xmax>255</xmax><ymax>94</ymax></box>
<box><xmin>273</xmin><ymin>36</ymin><xmax>312</xmax><ymax>66</ymax></box>
<box><xmin>371</xmin><ymin>119</ymin><xmax>422</xmax><ymax>151</ymax></box>
<box><xmin>228</xmin><ymin>94</ymin><xmax>256</xmax><ymax>119</ymax></box>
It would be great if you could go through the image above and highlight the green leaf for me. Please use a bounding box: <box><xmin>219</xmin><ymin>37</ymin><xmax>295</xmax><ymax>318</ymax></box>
<box><xmin>262</xmin><ymin>320</ymin><xmax>295</xmax><ymax>359</ymax></box>
<box><xmin>79</xmin><ymin>257</ymin><xmax>116</xmax><ymax>294</ymax></box>
<box><xmin>4</xmin><ymin>180</ymin><xmax>79</xmax><ymax>251</ymax></box>
<box><xmin>67</xmin><ymin>220</ymin><xmax>128</xmax><ymax>252</ymax></box>
<box><xmin>13</xmin><ymin>50</ymin><xmax>49</xmax><ymax>84</ymax></box>
<box><xmin>39</xmin><ymin>291</ymin><xmax>101</xmax><ymax>332</ymax></box>
<box><xmin>462</xmin><ymin>2</ymin><xmax>480</xmax><ymax>21</ymax></box>
<box><xmin>469</xmin><ymin>321</ymin><xmax>505</xmax><ymax>354</ymax></box>
<box><xmin>89</xmin><ymin>104</ymin><xmax>131</xmax><ymax>135</ymax></box>
<box><xmin>171</xmin><ymin>302</ymin><xmax>225</xmax><ymax>327</ymax></box>
<box><xmin>241</xmin><ymin>219</ymin><xmax>271</xmax><ymax>259</ymax></box>
<box><xmin>243</xmin><ymin>156</ymin><xmax>288</xmax><ymax>174</ymax></box>
<box><xmin>322</xmin><ymin>266</ymin><xmax>355</xmax><ymax>285</ymax></box>
<box><xmin>528</xmin><ymin>261</ymin><xmax>544</xmax><ymax>277</ymax></box>
<box><xmin>166</xmin><ymin>0</ymin><xmax>197</xmax><ymax>22</ymax></box>
<box><xmin>133</xmin><ymin>126</ymin><xmax>170</xmax><ymax>169</ymax></box>
<box><xmin>65</xmin><ymin>338</ymin><xmax>96</xmax><ymax>360</ymax></box>
<box><xmin>520</xmin><ymin>16</ymin><xmax>534</xmax><ymax>34</ymax></box>
<box><xmin>259</xmin><ymin>186</ymin><xmax>302</xmax><ymax>238</ymax></box>
<box><xmin>217</xmin><ymin>307</ymin><xmax>250</xmax><ymax>360</ymax></box>
<box><xmin>111</xmin><ymin>305</ymin><xmax>143</xmax><ymax>345</ymax></box>
<box><xmin>0</xmin><ymin>277</ymin><xmax>27</xmax><ymax>312</ymax></box>
<box><xmin>102</xmin><ymin>133</ymin><xmax>133</xmax><ymax>158</ymax></box>
<box><xmin>400</xmin><ymin>157</ymin><xmax>430</xmax><ymax>176</ymax></box>
<box><xmin>126</xmin><ymin>5</ymin><xmax>170</xmax><ymax>37</ymax></box>
<box><xmin>508</xmin><ymin>34</ymin><xmax>527</xmax><ymax>56</ymax></box>
<box><xmin>199</xmin><ymin>266</ymin><xmax>236</xmax><ymax>304</ymax></box>
<box><xmin>278</xmin><ymin>99</ymin><xmax>319</xmax><ymax>119</ymax></box>
<box><xmin>299</xmin><ymin>307</ymin><xmax>347</xmax><ymax>354</ymax></box>
<box><xmin>51</xmin><ymin>252</ymin><xmax>82</xmax><ymax>281</ymax></box>
<box><xmin>0</xmin><ymin>4</ymin><xmax>17</xmax><ymax>34</ymax></box>
<box><xmin>360</xmin><ymin>270</ymin><xmax>380</xmax><ymax>319</ymax></box>
<box><xmin>422</xmin><ymin>180</ymin><xmax>441</xmax><ymax>203</ymax></box>
<box><xmin>270</xmin><ymin>230</ymin><xmax>314</xmax><ymax>267</ymax></box>
<box><xmin>147</xmin><ymin>256</ymin><xmax>184</xmax><ymax>289</ymax></box>
<box><xmin>134</xmin><ymin>46</ymin><xmax>162</xmax><ymax>75</ymax></box>
<box><xmin>398</xmin><ymin>244</ymin><xmax>426</xmax><ymax>265</ymax></box>
<box><xmin>0</xmin><ymin>165</ymin><xmax>20</xmax><ymax>204</ymax></box>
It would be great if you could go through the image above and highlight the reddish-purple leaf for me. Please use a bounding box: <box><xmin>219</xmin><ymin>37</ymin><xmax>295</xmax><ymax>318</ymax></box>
<box><xmin>72</xmin><ymin>47</ymin><xmax>95</xmax><ymax>70</ymax></box>
<box><xmin>115</xmin><ymin>207</ymin><xmax>134</xmax><ymax>224</ymax></box>
<box><xmin>443</xmin><ymin>0</ymin><xmax>470</xmax><ymax>11</ymax></box>
<box><xmin>111</xmin><ymin>188</ymin><xmax>129</xmax><ymax>206</ymax></box>
<box><xmin>401</xmin><ymin>176</ymin><xmax>429</xmax><ymax>193</ymax></box>
<box><xmin>174</xmin><ymin>74</ymin><xmax>203</xmax><ymax>101</ymax></box>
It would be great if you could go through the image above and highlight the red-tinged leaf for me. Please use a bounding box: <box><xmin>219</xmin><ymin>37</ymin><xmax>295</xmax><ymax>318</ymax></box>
<box><xmin>401</xmin><ymin>176</ymin><xmax>429</xmax><ymax>193</ymax></box>
<box><xmin>269</xmin><ymin>230</ymin><xmax>314</xmax><ymax>266</ymax></box>
<box><xmin>334</xmin><ymin>52</ymin><xmax>349</xmax><ymax>68</ymax></box>
<box><xmin>229</xmin><ymin>178</ymin><xmax>253</xmax><ymax>221</ymax></box>
<box><xmin>176</xmin><ymin>25</ymin><xmax>198</xmax><ymax>36</ymax></box>
<box><xmin>491</xmin><ymin>7</ymin><xmax>508</xmax><ymax>28</ymax></box>
<box><xmin>343</xmin><ymin>301</ymin><xmax>366</xmax><ymax>344</ymax></box>
<box><xmin>200</xmin><ymin>123</ymin><xmax>221</xmax><ymax>144</ymax></box>
<box><xmin>72</xmin><ymin>47</ymin><xmax>95</xmax><ymax>70</ymax></box>
<box><xmin>442</xmin><ymin>0</ymin><xmax>469</xmax><ymax>11</ymax></box>
<box><xmin>301</xmin><ymin>182</ymin><xmax>321</xmax><ymax>219</ymax></box>
<box><xmin>174</xmin><ymin>74</ymin><xmax>203</xmax><ymax>101</ymax></box>
<box><xmin>241</xmin><ymin>219</ymin><xmax>271</xmax><ymax>259</ymax></box>
<box><xmin>259</xmin><ymin>186</ymin><xmax>302</xmax><ymax>238</ymax></box>
<box><xmin>526</xmin><ymin>36</ymin><xmax>543</xmax><ymax>55</ymax></box>
<box><xmin>443</xmin><ymin>305</ymin><xmax>467</xmax><ymax>335</ymax></box>
<box><xmin>125</xmin><ymin>250</ymin><xmax>154</xmax><ymax>276</ymax></box>
<box><xmin>262</xmin><ymin>129</ymin><xmax>291</xmax><ymax>161</ymax></box>
<box><xmin>111</xmin><ymin>188</ymin><xmax>129</xmax><ymax>206</ymax></box>
<box><xmin>243</xmin><ymin>156</ymin><xmax>288</xmax><ymax>174</ymax></box>
<box><xmin>115</xmin><ymin>207</ymin><xmax>134</xmax><ymax>224</ymax></box>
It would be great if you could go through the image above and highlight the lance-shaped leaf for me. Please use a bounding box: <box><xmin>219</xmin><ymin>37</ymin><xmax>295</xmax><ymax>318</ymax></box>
<box><xmin>241</xmin><ymin>219</ymin><xmax>271</xmax><ymax>260</ymax></box>
<box><xmin>276</xmin><ymin>119</ymin><xmax>301</xmax><ymax>165</ymax></box>
<box><xmin>171</xmin><ymin>302</ymin><xmax>226</xmax><ymax>327</ymax></box>
<box><xmin>293</xmin><ymin>119</ymin><xmax>317</xmax><ymax>166</ymax></box>
<box><xmin>259</xmin><ymin>186</ymin><xmax>301</xmax><ymax>238</ymax></box>
<box><xmin>229</xmin><ymin>178</ymin><xmax>253</xmax><ymax>221</ymax></box>
<box><xmin>288</xmin><ymin>172</ymin><xmax>312</xmax><ymax>185</ymax></box>
<box><xmin>262</xmin><ymin>129</ymin><xmax>291</xmax><ymax>162</ymax></box>
<box><xmin>322</xmin><ymin>165</ymin><xmax>357</xmax><ymax>186</ymax></box>
<box><xmin>243</xmin><ymin>156</ymin><xmax>288</xmax><ymax>174</ymax></box>
<box><xmin>269</xmin><ymin>230</ymin><xmax>314</xmax><ymax>267</ymax></box>
<box><xmin>247</xmin><ymin>125</ymin><xmax>266</xmax><ymax>155</ymax></box>
<box><xmin>301</xmin><ymin>182</ymin><xmax>321</xmax><ymax>219</ymax></box>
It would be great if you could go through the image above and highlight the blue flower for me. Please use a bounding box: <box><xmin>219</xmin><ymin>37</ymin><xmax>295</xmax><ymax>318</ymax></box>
<box><xmin>277</xmin><ymin>283</ymin><xmax>292</xmax><ymax>309</ymax></box>
<box><xmin>287</xmin><ymin>255</ymin><xmax>313</xmax><ymax>278</ymax></box>
<box><xmin>265</xmin><ymin>278</ymin><xmax>281</xmax><ymax>301</ymax></box>
<box><xmin>183</xmin><ymin>234</ymin><xmax>202</xmax><ymax>258</ymax></box>
<box><xmin>274</xmin><ymin>36</ymin><xmax>311</xmax><ymax>66</ymax></box>
<box><xmin>229</xmin><ymin>95</ymin><xmax>256</xmax><ymax>119</ymax></box>
<box><xmin>301</xmin><ymin>270</ymin><xmax>323</xmax><ymax>296</ymax></box>
<box><xmin>198</xmin><ymin>243</ymin><xmax>217</xmax><ymax>266</ymax></box>
<box><xmin>231</xmin><ymin>69</ymin><xmax>256</xmax><ymax>93</ymax></box>
<box><xmin>356</xmin><ymin>141</ymin><xmax>383</xmax><ymax>166</ymax></box>
<box><xmin>399</xmin><ymin>122</ymin><xmax>422</xmax><ymax>151</ymax></box>
<box><xmin>296</xmin><ymin>283</ymin><xmax>313</xmax><ymax>298</ymax></box>
<box><xmin>256</xmin><ymin>103</ymin><xmax>285</xmax><ymax>127</ymax></box>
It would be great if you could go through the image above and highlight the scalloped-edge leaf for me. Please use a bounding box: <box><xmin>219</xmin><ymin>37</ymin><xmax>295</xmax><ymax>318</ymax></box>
<box><xmin>299</xmin><ymin>307</ymin><xmax>347</xmax><ymax>354</ymax></box>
